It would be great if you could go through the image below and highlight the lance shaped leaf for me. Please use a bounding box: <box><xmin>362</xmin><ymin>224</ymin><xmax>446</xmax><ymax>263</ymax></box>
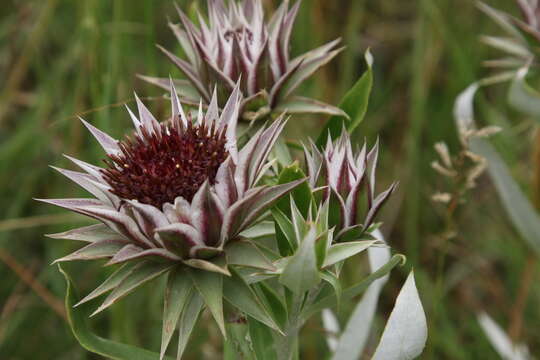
<box><xmin>322</xmin><ymin>309</ymin><xmax>341</xmax><ymax>353</ymax></box>
<box><xmin>331</xmin><ymin>229</ymin><xmax>391</xmax><ymax>360</ymax></box>
<box><xmin>454</xmin><ymin>83</ymin><xmax>540</xmax><ymax>254</ymax></box>
<box><xmin>477</xmin><ymin>312</ymin><xmax>531</xmax><ymax>360</ymax></box>
<box><xmin>247</xmin><ymin>316</ymin><xmax>277</xmax><ymax>360</ymax></box>
<box><xmin>508</xmin><ymin>66</ymin><xmax>540</xmax><ymax>122</ymax></box>
<box><xmin>177</xmin><ymin>291</ymin><xmax>204</xmax><ymax>359</ymax></box>
<box><xmin>190</xmin><ymin>269</ymin><xmax>226</xmax><ymax>337</ymax></box>
<box><xmin>322</xmin><ymin>240</ymin><xmax>378</xmax><ymax>268</ymax></box>
<box><xmin>279</xmin><ymin>226</ymin><xmax>320</xmax><ymax>294</ymax></box>
<box><xmin>59</xmin><ymin>264</ymin><xmax>175</xmax><ymax>360</ymax></box>
<box><xmin>223</xmin><ymin>268</ymin><xmax>281</xmax><ymax>332</ymax></box>
<box><xmin>160</xmin><ymin>268</ymin><xmax>194</xmax><ymax>360</ymax></box>
<box><xmin>53</xmin><ymin>240</ymin><xmax>127</xmax><ymax>263</ymax></box>
<box><xmin>91</xmin><ymin>262</ymin><xmax>173</xmax><ymax>317</ymax></box>
<box><xmin>226</xmin><ymin>240</ymin><xmax>276</xmax><ymax>271</ymax></box>
<box><xmin>274</xmin><ymin>96</ymin><xmax>348</xmax><ymax>117</ymax></box>
<box><xmin>372</xmin><ymin>271</ymin><xmax>427</xmax><ymax>360</ymax></box>
<box><xmin>317</xmin><ymin>50</ymin><xmax>373</xmax><ymax>146</ymax></box>
<box><xmin>47</xmin><ymin>224</ymin><xmax>124</xmax><ymax>243</ymax></box>
<box><xmin>302</xmin><ymin>254</ymin><xmax>405</xmax><ymax>319</ymax></box>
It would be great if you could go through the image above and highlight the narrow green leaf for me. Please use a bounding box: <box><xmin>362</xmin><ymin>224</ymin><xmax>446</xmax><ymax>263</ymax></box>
<box><xmin>160</xmin><ymin>268</ymin><xmax>194</xmax><ymax>360</ymax></box>
<box><xmin>177</xmin><ymin>290</ymin><xmax>204</xmax><ymax>359</ymax></box>
<box><xmin>302</xmin><ymin>254</ymin><xmax>405</xmax><ymax>319</ymax></box>
<box><xmin>255</xmin><ymin>282</ymin><xmax>288</xmax><ymax>329</ymax></box>
<box><xmin>276</xmin><ymin>163</ymin><xmax>312</xmax><ymax>217</ymax></box>
<box><xmin>508</xmin><ymin>67</ymin><xmax>540</xmax><ymax>122</ymax></box>
<box><xmin>316</xmin><ymin>50</ymin><xmax>373</xmax><ymax>147</ymax></box>
<box><xmin>225</xmin><ymin>322</ymin><xmax>255</xmax><ymax>360</ymax></box>
<box><xmin>471</xmin><ymin>138</ymin><xmax>540</xmax><ymax>254</ymax></box>
<box><xmin>453</xmin><ymin>82</ymin><xmax>540</xmax><ymax>254</ymax></box>
<box><xmin>274</xmin><ymin>164</ymin><xmax>312</xmax><ymax>257</ymax></box>
<box><xmin>183</xmin><ymin>258</ymin><xmax>231</xmax><ymax>276</ymax></box>
<box><xmin>274</xmin><ymin>136</ymin><xmax>293</xmax><ymax>167</ymax></box>
<box><xmin>322</xmin><ymin>241</ymin><xmax>378</xmax><ymax>268</ymax></box>
<box><xmin>92</xmin><ymin>262</ymin><xmax>173</xmax><ymax>316</ymax></box>
<box><xmin>248</xmin><ymin>317</ymin><xmax>277</xmax><ymax>360</ymax></box>
<box><xmin>58</xmin><ymin>264</ymin><xmax>174</xmax><ymax>360</ymax></box>
<box><xmin>274</xmin><ymin>96</ymin><xmax>349</xmax><ymax>117</ymax></box>
<box><xmin>190</xmin><ymin>269</ymin><xmax>226</xmax><ymax>337</ymax></box>
<box><xmin>272</xmin><ymin>207</ymin><xmax>297</xmax><ymax>254</ymax></box>
<box><xmin>53</xmin><ymin>240</ymin><xmax>126</xmax><ymax>263</ymax></box>
<box><xmin>227</xmin><ymin>240</ymin><xmax>276</xmax><ymax>271</ymax></box>
<box><xmin>320</xmin><ymin>270</ymin><xmax>342</xmax><ymax>311</ymax></box>
<box><xmin>75</xmin><ymin>261</ymin><xmax>142</xmax><ymax>307</ymax></box>
<box><xmin>223</xmin><ymin>268</ymin><xmax>281</xmax><ymax>332</ymax></box>
<box><xmin>240</xmin><ymin>221</ymin><xmax>275</xmax><ymax>239</ymax></box>
<box><xmin>279</xmin><ymin>226</ymin><xmax>321</xmax><ymax>294</ymax></box>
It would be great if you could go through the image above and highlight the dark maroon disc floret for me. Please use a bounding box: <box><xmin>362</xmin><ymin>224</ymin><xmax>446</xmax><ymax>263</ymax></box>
<box><xmin>101</xmin><ymin>118</ymin><xmax>229</xmax><ymax>209</ymax></box>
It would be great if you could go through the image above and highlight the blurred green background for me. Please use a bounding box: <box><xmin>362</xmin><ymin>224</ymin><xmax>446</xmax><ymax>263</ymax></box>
<box><xmin>0</xmin><ymin>0</ymin><xmax>538</xmax><ymax>359</ymax></box>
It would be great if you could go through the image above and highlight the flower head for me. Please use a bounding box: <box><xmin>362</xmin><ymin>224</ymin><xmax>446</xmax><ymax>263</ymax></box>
<box><xmin>304</xmin><ymin>132</ymin><xmax>396</xmax><ymax>240</ymax></box>
<box><xmin>39</xmin><ymin>81</ymin><xmax>304</xmax><ymax>297</ymax></box>
<box><xmin>140</xmin><ymin>0</ymin><xmax>346</xmax><ymax>121</ymax></box>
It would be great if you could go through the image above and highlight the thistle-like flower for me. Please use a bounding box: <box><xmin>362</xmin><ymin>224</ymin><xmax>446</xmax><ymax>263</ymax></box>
<box><xmin>39</xmin><ymin>83</ymin><xmax>303</xmax><ymax>357</ymax></box>
<box><xmin>304</xmin><ymin>132</ymin><xmax>396</xmax><ymax>240</ymax></box>
<box><xmin>140</xmin><ymin>0</ymin><xmax>347</xmax><ymax>121</ymax></box>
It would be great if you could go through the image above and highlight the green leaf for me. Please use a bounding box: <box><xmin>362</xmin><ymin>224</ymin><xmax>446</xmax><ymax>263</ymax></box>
<box><xmin>53</xmin><ymin>240</ymin><xmax>127</xmax><ymax>263</ymax></box>
<box><xmin>75</xmin><ymin>261</ymin><xmax>142</xmax><ymax>307</ymax></box>
<box><xmin>316</xmin><ymin>50</ymin><xmax>373</xmax><ymax>147</ymax></box>
<box><xmin>190</xmin><ymin>269</ymin><xmax>226</xmax><ymax>337</ymax></box>
<box><xmin>58</xmin><ymin>264</ymin><xmax>174</xmax><ymax>360</ymax></box>
<box><xmin>274</xmin><ymin>96</ymin><xmax>349</xmax><ymax>117</ymax></box>
<box><xmin>372</xmin><ymin>272</ymin><xmax>427</xmax><ymax>360</ymax></box>
<box><xmin>302</xmin><ymin>254</ymin><xmax>405</xmax><ymax>319</ymax></box>
<box><xmin>227</xmin><ymin>240</ymin><xmax>276</xmax><ymax>271</ymax></box>
<box><xmin>273</xmin><ymin>163</ymin><xmax>312</xmax><ymax>256</ymax></box>
<box><xmin>508</xmin><ymin>67</ymin><xmax>540</xmax><ymax>122</ymax></box>
<box><xmin>225</xmin><ymin>322</ymin><xmax>255</xmax><ymax>360</ymax></box>
<box><xmin>240</xmin><ymin>221</ymin><xmax>275</xmax><ymax>239</ymax></box>
<box><xmin>276</xmin><ymin>163</ymin><xmax>312</xmax><ymax>217</ymax></box>
<box><xmin>320</xmin><ymin>270</ymin><xmax>342</xmax><ymax>311</ymax></box>
<box><xmin>223</xmin><ymin>268</ymin><xmax>281</xmax><ymax>332</ymax></box>
<box><xmin>248</xmin><ymin>317</ymin><xmax>277</xmax><ymax>360</ymax></box>
<box><xmin>453</xmin><ymin>82</ymin><xmax>540</xmax><ymax>254</ymax></box>
<box><xmin>160</xmin><ymin>268</ymin><xmax>194</xmax><ymax>360</ymax></box>
<box><xmin>322</xmin><ymin>241</ymin><xmax>378</xmax><ymax>268</ymax></box>
<box><xmin>177</xmin><ymin>291</ymin><xmax>204</xmax><ymax>359</ymax></box>
<box><xmin>272</xmin><ymin>207</ymin><xmax>297</xmax><ymax>255</ymax></box>
<box><xmin>255</xmin><ymin>282</ymin><xmax>288</xmax><ymax>329</ymax></box>
<box><xmin>91</xmin><ymin>262</ymin><xmax>173</xmax><ymax>316</ymax></box>
<box><xmin>183</xmin><ymin>258</ymin><xmax>231</xmax><ymax>276</ymax></box>
<box><xmin>279</xmin><ymin>226</ymin><xmax>321</xmax><ymax>294</ymax></box>
<box><xmin>274</xmin><ymin>137</ymin><xmax>293</xmax><ymax>168</ymax></box>
<box><xmin>470</xmin><ymin>138</ymin><xmax>540</xmax><ymax>254</ymax></box>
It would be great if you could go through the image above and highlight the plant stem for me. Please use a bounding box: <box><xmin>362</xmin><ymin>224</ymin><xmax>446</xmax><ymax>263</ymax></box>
<box><xmin>274</xmin><ymin>292</ymin><xmax>304</xmax><ymax>360</ymax></box>
<box><xmin>275</xmin><ymin>326</ymin><xmax>299</xmax><ymax>360</ymax></box>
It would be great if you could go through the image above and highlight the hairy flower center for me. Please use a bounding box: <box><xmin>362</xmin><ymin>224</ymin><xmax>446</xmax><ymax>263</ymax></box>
<box><xmin>101</xmin><ymin>119</ymin><xmax>229</xmax><ymax>209</ymax></box>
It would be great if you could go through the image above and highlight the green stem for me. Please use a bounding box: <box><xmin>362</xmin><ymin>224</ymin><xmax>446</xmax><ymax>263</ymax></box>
<box><xmin>274</xmin><ymin>292</ymin><xmax>304</xmax><ymax>360</ymax></box>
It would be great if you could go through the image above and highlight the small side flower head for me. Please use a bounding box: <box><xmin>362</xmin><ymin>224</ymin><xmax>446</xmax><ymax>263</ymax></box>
<box><xmin>304</xmin><ymin>132</ymin><xmax>396</xmax><ymax>241</ymax></box>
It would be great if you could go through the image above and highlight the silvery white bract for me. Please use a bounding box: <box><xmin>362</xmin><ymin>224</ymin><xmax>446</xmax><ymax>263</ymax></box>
<box><xmin>304</xmin><ymin>132</ymin><xmax>396</xmax><ymax>241</ymax></box>
<box><xmin>140</xmin><ymin>0</ymin><xmax>347</xmax><ymax>121</ymax></box>
<box><xmin>38</xmin><ymin>82</ymin><xmax>304</xmax><ymax>359</ymax></box>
